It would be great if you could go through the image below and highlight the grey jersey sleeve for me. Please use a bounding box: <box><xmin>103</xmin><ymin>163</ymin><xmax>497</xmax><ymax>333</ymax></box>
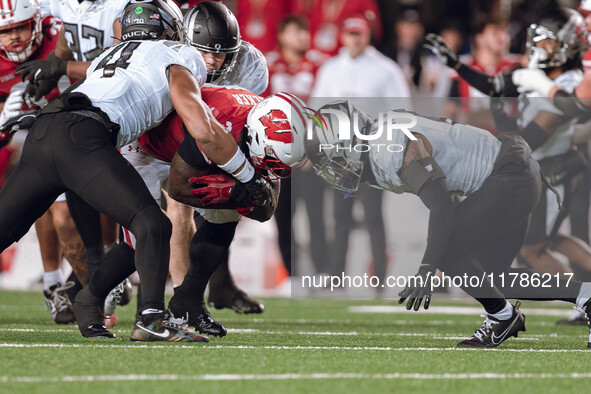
<box><xmin>217</xmin><ymin>41</ymin><xmax>269</xmax><ymax>95</ymax></box>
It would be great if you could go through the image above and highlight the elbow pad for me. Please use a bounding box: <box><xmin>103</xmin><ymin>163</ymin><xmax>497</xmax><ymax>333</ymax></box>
<box><xmin>553</xmin><ymin>89</ymin><xmax>591</xmax><ymax>119</ymax></box>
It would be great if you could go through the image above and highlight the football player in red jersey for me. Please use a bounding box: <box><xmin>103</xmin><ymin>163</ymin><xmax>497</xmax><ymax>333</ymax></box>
<box><xmin>166</xmin><ymin>1</ymin><xmax>270</xmax><ymax>316</ymax></box>
<box><xmin>0</xmin><ymin>0</ymin><xmax>87</xmax><ymax>325</ymax></box>
<box><xmin>78</xmin><ymin>86</ymin><xmax>307</xmax><ymax>338</ymax></box>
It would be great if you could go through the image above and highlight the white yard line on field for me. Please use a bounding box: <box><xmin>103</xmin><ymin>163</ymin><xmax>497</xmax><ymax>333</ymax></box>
<box><xmin>349</xmin><ymin>306</ymin><xmax>572</xmax><ymax>317</ymax></box>
<box><xmin>0</xmin><ymin>343</ymin><xmax>587</xmax><ymax>352</ymax></box>
<box><xmin>3</xmin><ymin>372</ymin><xmax>591</xmax><ymax>383</ymax></box>
<box><xmin>0</xmin><ymin>327</ymin><xmax>542</xmax><ymax>340</ymax></box>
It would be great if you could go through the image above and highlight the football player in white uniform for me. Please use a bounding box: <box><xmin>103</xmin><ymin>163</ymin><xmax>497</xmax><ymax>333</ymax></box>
<box><xmin>15</xmin><ymin>0</ymin><xmax>131</xmax><ymax>324</ymax></box>
<box><xmin>306</xmin><ymin>101</ymin><xmax>591</xmax><ymax>349</ymax></box>
<box><xmin>0</xmin><ymin>0</ymin><xmax>87</xmax><ymax>325</ymax></box>
<box><xmin>0</xmin><ymin>0</ymin><xmax>273</xmax><ymax>342</ymax></box>
<box><xmin>427</xmin><ymin>9</ymin><xmax>591</xmax><ymax>323</ymax></box>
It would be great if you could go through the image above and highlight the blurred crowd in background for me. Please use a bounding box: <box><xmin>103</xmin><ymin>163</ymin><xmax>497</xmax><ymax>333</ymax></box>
<box><xmin>2</xmin><ymin>0</ymin><xmax>587</xmax><ymax>295</ymax></box>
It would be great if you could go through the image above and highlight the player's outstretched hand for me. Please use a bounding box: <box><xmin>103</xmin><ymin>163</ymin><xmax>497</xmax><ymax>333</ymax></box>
<box><xmin>398</xmin><ymin>264</ymin><xmax>435</xmax><ymax>311</ymax></box>
<box><xmin>16</xmin><ymin>52</ymin><xmax>67</xmax><ymax>85</ymax></box>
<box><xmin>423</xmin><ymin>33</ymin><xmax>460</xmax><ymax>69</ymax></box>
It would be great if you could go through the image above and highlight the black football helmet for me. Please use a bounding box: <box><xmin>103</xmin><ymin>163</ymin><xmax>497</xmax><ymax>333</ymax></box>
<box><xmin>120</xmin><ymin>0</ymin><xmax>184</xmax><ymax>42</ymax></box>
<box><xmin>183</xmin><ymin>1</ymin><xmax>241</xmax><ymax>82</ymax></box>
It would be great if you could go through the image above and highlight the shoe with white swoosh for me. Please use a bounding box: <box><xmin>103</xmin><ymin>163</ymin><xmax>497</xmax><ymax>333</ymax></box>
<box><xmin>457</xmin><ymin>301</ymin><xmax>525</xmax><ymax>348</ymax></box>
<box><xmin>130</xmin><ymin>310</ymin><xmax>209</xmax><ymax>342</ymax></box>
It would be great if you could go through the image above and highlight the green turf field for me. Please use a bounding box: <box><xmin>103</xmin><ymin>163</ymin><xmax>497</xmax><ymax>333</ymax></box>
<box><xmin>1</xmin><ymin>290</ymin><xmax>590</xmax><ymax>393</ymax></box>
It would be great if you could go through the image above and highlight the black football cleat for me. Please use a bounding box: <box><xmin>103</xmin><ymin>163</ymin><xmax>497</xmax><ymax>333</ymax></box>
<box><xmin>208</xmin><ymin>287</ymin><xmax>264</xmax><ymax>314</ymax></box>
<box><xmin>169</xmin><ymin>297</ymin><xmax>227</xmax><ymax>338</ymax></box>
<box><xmin>73</xmin><ymin>286</ymin><xmax>116</xmax><ymax>338</ymax></box>
<box><xmin>130</xmin><ymin>310</ymin><xmax>209</xmax><ymax>342</ymax></box>
<box><xmin>457</xmin><ymin>302</ymin><xmax>525</xmax><ymax>348</ymax></box>
<box><xmin>191</xmin><ymin>308</ymin><xmax>227</xmax><ymax>338</ymax></box>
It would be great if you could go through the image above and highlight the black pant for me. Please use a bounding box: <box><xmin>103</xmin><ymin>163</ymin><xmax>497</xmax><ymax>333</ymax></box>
<box><xmin>332</xmin><ymin>184</ymin><xmax>387</xmax><ymax>281</ymax></box>
<box><xmin>0</xmin><ymin>112</ymin><xmax>171</xmax><ymax>311</ymax></box>
<box><xmin>292</xmin><ymin>169</ymin><xmax>331</xmax><ymax>275</ymax></box>
<box><xmin>434</xmin><ymin>144</ymin><xmax>586</xmax><ymax>313</ymax></box>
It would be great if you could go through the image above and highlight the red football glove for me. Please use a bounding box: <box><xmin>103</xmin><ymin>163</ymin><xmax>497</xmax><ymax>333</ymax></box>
<box><xmin>190</xmin><ymin>174</ymin><xmax>234</xmax><ymax>205</ymax></box>
<box><xmin>189</xmin><ymin>174</ymin><xmax>257</xmax><ymax>215</ymax></box>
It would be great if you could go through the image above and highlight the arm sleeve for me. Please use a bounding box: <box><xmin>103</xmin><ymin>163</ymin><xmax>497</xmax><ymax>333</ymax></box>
<box><xmin>415</xmin><ymin>178</ymin><xmax>455</xmax><ymax>268</ymax></box>
<box><xmin>455</xmin><ymin>64</ymin><xmax>519</xmax><ymax>97</ymax></box>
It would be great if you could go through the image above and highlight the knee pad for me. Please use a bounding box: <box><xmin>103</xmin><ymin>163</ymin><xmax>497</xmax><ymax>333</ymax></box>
<box><xmin>129</xmin><ymin>204</ymin><xmax>172</xmax><ymax>242</ymax></box>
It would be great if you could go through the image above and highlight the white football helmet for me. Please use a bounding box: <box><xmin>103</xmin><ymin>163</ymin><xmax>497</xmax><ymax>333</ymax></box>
<box><xmin>579</xmin><ymin>0</ymin><xmax>591</xmax><ymax>17</ymax></box>
<box><xmin>245</xmin><ymin>92</ymin><xmax>308</xmax><ymax>180</ymax></box>
<box><xmin>303</xmin><ymin>100</ymin><xmax>374</xmax><ymax>193</ymax></box>
<box><xmin>526</xmin><ymin>9</ymin><xmax>587</xmax><ymax>68</ymax></box>
<box><xmin>0</xmin><ymin>0</ymin><xmax>43</xmax><ymax>62</ymax></box>
<box><xmin>578</xmin><ymin>0</ymin><xmax>591</xmax><ymax>44</ymax></box>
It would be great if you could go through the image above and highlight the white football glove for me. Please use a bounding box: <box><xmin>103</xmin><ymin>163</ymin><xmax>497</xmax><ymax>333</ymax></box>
<box><xmin>0</xmin><ymin>87</ymin><xmax>25</xmax><ymax>126</ymax></box>
<box><xmin>512</xmin><ymin>68</ymin><xmax>555</xmax><ymax>96</ymax></box>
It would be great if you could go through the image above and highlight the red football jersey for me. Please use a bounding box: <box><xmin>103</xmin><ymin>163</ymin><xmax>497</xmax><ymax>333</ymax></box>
<box><xmin>138</xmin><ymin>85</ymin><xmax>264</xmax><ymax>162</ymax></box>
<box><xmin>0</xmin><ymin>16</ymin><xmax>62</xmax><ymax>104</ymax></box>
<box><xmin>264</xmin><ymin>49</ymin><xmax>328</xmax><ymax>99</ymax></box>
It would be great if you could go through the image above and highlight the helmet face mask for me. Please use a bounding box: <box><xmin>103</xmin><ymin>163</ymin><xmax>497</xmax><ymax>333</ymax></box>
<box><xmin>304</xmin><ymin>101</ymin><xmax>373</xmax><ymax>193</ymax></box>
<box><xmin>200</xmin><ymin>49</ymin><xmax>239</xmax><ymax>83</ymax></box>
<box><xmin>0</xmin><ymin>0</ymin><xmax>42</xmax><ymax>62</ymax></box>
<box><xmin>312</xmin><ymin>148</ymin><xmax>363</xmax><ymax>193</ymax></box>
<box><xmin>183</xmin><ymin>1</ymin><xmax>241</xmax><ymax>83</ymax></box>
<box><xmin>526</xmin><ymin>10</ymin><xmax>587</xmax><ymax>69</ymax></box>
<box><xmin>249</xmin><ymin>145</ymin><xmax>293</xmax><ymax>180</ymax></box>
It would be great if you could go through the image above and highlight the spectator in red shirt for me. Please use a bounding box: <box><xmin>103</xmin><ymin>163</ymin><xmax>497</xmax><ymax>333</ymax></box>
<box><xmin>306</xmin><ymin>0</ymin><xmax>382</xmax><ymax>56</ymax></box>
<box><xmin>264</xmin><ymin>15</ymin><xmax>327</xmax><ymax>99</ymax></box>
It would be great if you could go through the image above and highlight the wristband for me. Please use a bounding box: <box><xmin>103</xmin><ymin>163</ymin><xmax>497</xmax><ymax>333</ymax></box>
<box><xmin>233</xmin><ymin>160</ymin><xmax>255</xmax><ymax>183</ymax></box>
<box><xmin>218</xmin><ymin>148</ymin><xmax>248</xmax><ymax>174</ymax></box>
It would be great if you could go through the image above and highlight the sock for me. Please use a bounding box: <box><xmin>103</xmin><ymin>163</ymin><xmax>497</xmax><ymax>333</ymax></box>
<box><xmin>88</xmin><ymin>243</ymin><xmax>136</xmax><ymax>300</ymax></box>
<box><xmin>140</xmin><ymin>308</ymin><xmax>164</xmax><ymax>325</ymax></box>
<box><xmin>576</xmin><ymin>283</ymin><xmax>591</xmax><ymax>308</ymax></box>
<box><xmin>489</xmin><ymin>301</ymin><xmax>513</xmax><ymax>321</ymax></box>
<box><xmin>86</xmin><ymin>246</ymin><xmax>104</xmax><ymax>284</ymax></box>
<box><xmin>43</xmin><ymin>269</ymin><xmax>62</xmax><ymax>291</ymax></box>
<box><xmin>173</xmin><ymin>221</ymin><xmax>237</xmax><ymax>308</ymax></box>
